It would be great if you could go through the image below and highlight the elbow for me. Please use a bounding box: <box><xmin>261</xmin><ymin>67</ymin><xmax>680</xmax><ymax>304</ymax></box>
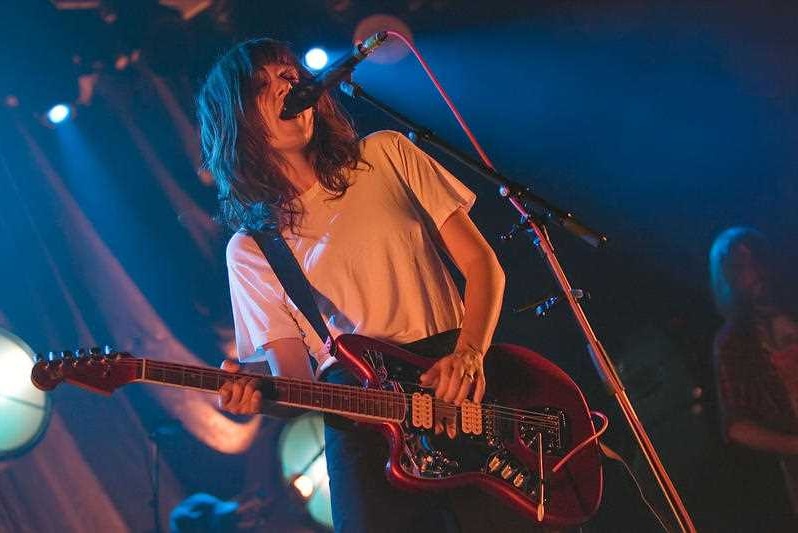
<box><xmin>465</xmin><ymin>247</ymin><xmax>505</xmax><ymax>295</ymax></box>
<box><xmin>488</xmin><ymin>247</ymin><xmax>505</xmax><ymax>293</ymax></box>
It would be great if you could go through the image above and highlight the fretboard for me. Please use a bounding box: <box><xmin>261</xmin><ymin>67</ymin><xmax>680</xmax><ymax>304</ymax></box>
<box><xmin>135</xmin><ymin>359</ymin><xmax>406</xmax><ymax>422</ymax></box>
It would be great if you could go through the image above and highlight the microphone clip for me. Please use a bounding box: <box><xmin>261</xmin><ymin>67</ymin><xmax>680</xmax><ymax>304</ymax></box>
<box><xmin>513</xmin><ymin>289</ymin><xmax>590</xmax><ymax>318</ymax></box>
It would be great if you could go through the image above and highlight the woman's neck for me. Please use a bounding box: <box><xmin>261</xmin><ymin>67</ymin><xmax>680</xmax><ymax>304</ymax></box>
<box><xmin>281</xmin><ymin>151</ymin><xmax>318</xmax><ymax>194</ymax></box>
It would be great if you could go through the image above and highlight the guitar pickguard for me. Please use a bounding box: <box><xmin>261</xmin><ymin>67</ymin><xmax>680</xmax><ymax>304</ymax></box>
<box><xmin>369</xmin><ymin>350</ymin><xmax>566</xmax><ymax>505</ymax></box>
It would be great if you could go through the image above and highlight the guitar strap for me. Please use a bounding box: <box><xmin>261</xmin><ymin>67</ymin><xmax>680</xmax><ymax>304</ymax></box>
<box><xmin>250</xmin><ymin>230</ymin><xmax>333</xmax><ymax>364</ymax></box>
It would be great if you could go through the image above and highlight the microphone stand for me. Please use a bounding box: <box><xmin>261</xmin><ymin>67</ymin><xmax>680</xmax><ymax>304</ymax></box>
<box><xmin>340</xmin><ymin>80</ymin><xmax>696</xmax><ymax>532</ymax></box>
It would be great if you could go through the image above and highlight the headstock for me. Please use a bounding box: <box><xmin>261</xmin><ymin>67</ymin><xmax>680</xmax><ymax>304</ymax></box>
<box><xmin>30</xmin><ymin>346</ymin><xmax>140</xmax><ymax>395</ymax></box>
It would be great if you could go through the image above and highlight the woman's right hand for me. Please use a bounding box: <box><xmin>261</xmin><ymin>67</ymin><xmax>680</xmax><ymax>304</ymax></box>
<box><xmin>218</xmin><ymin>359</ymin><xmax>263</xmax><ymax>415</ymax></box>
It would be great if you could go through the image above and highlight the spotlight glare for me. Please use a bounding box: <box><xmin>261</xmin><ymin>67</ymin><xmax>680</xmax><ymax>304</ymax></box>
<box><xmin>304</xmin><ymin>48</ymin><xmax>328</xmax><ymax>71</ymax></box>
<box><xmin>293</xmin><ymin>474</ymin><xmax>315</xmax><ymax>500</ymax></box>
<box><xmin>0</xmin><ymin>328</ymin><xmax>51</xmax><ymax>459</ymax></box>
<box><xmin>47</xmin><ymin>104</ymin><xmax>71</xmax><ymax>125</ymax></box>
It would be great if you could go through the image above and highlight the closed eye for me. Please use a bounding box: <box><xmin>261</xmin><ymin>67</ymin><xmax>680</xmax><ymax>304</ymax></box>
<box><xmin>279</xmin><ymin>70</ymin><xmax>300</xmax><ymax>85</ymax></box>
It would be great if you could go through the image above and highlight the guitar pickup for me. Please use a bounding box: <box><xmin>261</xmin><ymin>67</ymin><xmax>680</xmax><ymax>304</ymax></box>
<box><xmin>460</xmin><ymin>400</ymin><xmax>483</xmax><ymax>435</ymax></box>
<box><xmin>411</xmin><ymin>392</ymin><xmax>433</xmax><ymax>429</ymax></box>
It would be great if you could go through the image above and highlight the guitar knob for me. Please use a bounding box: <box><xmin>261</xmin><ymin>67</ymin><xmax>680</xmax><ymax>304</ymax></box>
<box><xmin>47</xmin><ymin>351</ymin><xmax>58</xmax><ymax>362</ymax></box>
<box><xmin>76</xmin><ymin>348</ymin><xmax>88</xmax><ymax>357</ymax></box>
<box><xmin>34</xmin><ymin>353</ymin><xmax>46</xmax><ymax>363</ymax></box>
<box><xmin>103</xmin><ymin>345</ymin><xmax>113</xmax><ymax>355</ymax></box>
<box><xmin>90</xmin><ymin>347</ymin><xmax>102</xmax><ymax>356</ymax></box>
<box><xmin>60</xmin><ymin>350</ymin><xmax>74</xmax><ymax>359</ymax></box>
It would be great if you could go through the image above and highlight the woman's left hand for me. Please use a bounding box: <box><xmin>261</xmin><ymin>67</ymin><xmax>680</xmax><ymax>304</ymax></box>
<box><xmin>419</xmin><ymin>346</ymin><xmax>486</xmax><ymax>405</ymax></box>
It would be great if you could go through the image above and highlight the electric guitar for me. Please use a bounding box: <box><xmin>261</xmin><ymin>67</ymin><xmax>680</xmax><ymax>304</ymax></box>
<box><xmin>31</xmin><ymin>334</ymin><xmax>603</xmax><ymax>528</ymax></box>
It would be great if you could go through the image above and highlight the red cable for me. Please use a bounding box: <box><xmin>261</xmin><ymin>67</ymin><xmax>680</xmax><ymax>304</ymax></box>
<box><xmin>552</xmin><ymin>411</ymin><xmax>609</xmax><ymax>473</ymax></box>
<box><xmin>384</xmin><ymin>30</ymin><xmax>497</xmax><ymax>171</ymax></box>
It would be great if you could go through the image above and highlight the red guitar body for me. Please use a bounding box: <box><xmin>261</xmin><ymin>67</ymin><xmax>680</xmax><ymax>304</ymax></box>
<box><xmin>335</xmin><ymin>334</ymin><xmax>603</xmax><ymax>528</ymax></box>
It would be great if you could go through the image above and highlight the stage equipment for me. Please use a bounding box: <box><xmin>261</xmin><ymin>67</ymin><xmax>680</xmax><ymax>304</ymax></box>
<box><xmin>280</xmin><ymin>31</ymin><xmax>388</xmax><ymax>119</ymax></box>
<box><xmin>0</xmin><ymin>328</ymin><xmax>51</xmax><ymax>460</ymax></box>
<box><xmin>353</xmin><ymin>15</ymin><xmax>412</xmax><ymax>64</ymax></box>
<box><xmin>278</xmin><ymin>413</ymin><xmax>332</xmax><ymax>529</ymax></box>
<box><xmin>46</xmin><ymin>103</ymin><xmax>72</xmax><ymax>125</ymax></box>
<box><xmin>337</xmin><ymin>30</ymin><xmax>696</xmax><ymax>531</ymax></box>
<box><xmin>304</xmin><ymin>48</ymin><xmax>329</xmax><ymax>71</ymax></box>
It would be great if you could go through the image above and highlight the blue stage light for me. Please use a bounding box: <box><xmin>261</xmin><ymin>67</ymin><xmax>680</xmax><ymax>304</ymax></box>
<box><xmin>304</xmin><ymin>48</ymin><xmax>329</xmax><ymax>71</ymax></box>
<box><xmin>46</xmin><ymin>104</ymin><xmax>71</xmax><ymax>125</ymax></box>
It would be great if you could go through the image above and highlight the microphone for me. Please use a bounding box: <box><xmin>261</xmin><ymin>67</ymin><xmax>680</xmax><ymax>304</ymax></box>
<box><xmin>280</xmin><ymin>31</ymin><xmax>389</xmax><ymax>119</ymax></box>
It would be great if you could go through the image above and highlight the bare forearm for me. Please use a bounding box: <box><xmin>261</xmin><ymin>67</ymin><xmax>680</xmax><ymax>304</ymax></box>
<box><xmin>456</xmin><ymin>250</ymin><xmax>506</xmax><ymax>356</ymax></box>
<box><xmin>728</xmin><ymin>420</ymin><xmax>798</xmax><ymax>455</ymax></box>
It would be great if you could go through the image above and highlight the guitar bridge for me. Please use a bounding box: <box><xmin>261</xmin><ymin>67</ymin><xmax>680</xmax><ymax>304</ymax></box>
<box><xmin>518</xmin><ymin>407</ymin><xmax>568</xmax><ymax>454</ymax></box>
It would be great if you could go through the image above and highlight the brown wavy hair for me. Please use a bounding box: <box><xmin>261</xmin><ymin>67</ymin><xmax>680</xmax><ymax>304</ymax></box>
<box><xmin>197</xmin><ymin>37</ymin><xmax>361</xmax><ymax>232</ymax></box>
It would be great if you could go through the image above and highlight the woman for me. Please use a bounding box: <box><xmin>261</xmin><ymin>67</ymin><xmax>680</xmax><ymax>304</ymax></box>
<box><xmin>197</xmin><ymin>37</ymin><xmax>512</xmax><ymax>531</ymax></box>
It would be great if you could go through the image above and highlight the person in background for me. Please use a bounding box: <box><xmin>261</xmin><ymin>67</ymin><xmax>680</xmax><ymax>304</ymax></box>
<box><xmin>710</xmin><ymin>226</ymin><xmax>798</xmax><ymax>530</ymax></box>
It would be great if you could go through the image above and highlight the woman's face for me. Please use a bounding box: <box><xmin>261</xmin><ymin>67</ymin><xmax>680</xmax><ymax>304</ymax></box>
<box><xmin>254</xmin><ymin>63</ymin><xmax>314</xmax><ymax>154</ymax></box>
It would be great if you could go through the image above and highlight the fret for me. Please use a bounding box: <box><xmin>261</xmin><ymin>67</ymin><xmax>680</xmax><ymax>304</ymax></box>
<box><xmin>357</xmin><ymin>390</ymin><xmax>366</xmax><ymax>414</ymax></box>
<box><xmin>281</xmin><ymin>381</ymin><xmax>288</xmax><ymax>404</ymax></box>
<box><xmin>185</xmin><ymin>371</ymin><xmax>202</xmax><ymax>389</ymax></box>
<box><xmin>314</xmin><ymin>383</ymin><xmax>322</xmax><ymax>408</ymax></box>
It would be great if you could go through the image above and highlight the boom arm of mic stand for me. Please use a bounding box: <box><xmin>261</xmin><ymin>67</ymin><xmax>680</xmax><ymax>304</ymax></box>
<box><xmin>341</xmin><ymin>79</ymin><xmax>696</xmax><ymax>531</ymax></box>
<box><xmin>340</xmin><ymin>81</ymin><xmax>607</xmax><ymax>248</ymax></box>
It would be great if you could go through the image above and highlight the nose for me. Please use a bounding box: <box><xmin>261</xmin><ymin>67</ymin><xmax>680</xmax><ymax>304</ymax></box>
<box><xmin>276</xmin><ymin>79</ymin><xmax>294</xmax><ymax>100</ymax></box>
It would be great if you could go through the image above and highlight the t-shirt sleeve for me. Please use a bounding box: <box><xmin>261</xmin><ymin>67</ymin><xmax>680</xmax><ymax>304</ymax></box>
<box><xmin>226</xmin><ymin>233</ymin><xmax>303</xmax><ymax>363</ymax></box>
<box><xmin>386</xmin><ymin>131</ymin><xmax>476</xmax><ymax>229</ymax></box>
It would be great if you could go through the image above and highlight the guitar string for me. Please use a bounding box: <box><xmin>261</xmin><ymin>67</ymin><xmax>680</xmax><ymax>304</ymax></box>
<box><xmin>84</xmin><ymin>358</ymin><xmax>563</xmax><ymax>427</ymax></box>
<box><xmin>135</xmin><ymin>358</ymin><xmax>561</xmax><ymax>426</ymax></box>
<box><xmin>71</xmin><ymin>358</ymin><xmax>563</xmax><ymax>427</ymax></box>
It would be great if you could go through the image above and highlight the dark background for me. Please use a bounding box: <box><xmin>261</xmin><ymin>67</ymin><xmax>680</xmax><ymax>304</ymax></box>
<box><xmin>1</xmin><ymin>1</ymin><xmax>796</xmax><ymax>531</ymax></box>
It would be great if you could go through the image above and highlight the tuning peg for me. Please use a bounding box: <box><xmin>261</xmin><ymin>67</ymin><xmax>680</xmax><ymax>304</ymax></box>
<box><xmin>47</xmin><ymin>351</ymin><xmax>58</xmax><ymax>362</ymax></box>
<box><xmin>76</xmin><ymin>348</ymin><xmax>88</xmax><ymax>357</ymax></box>
<box><xmin>34</xmin><ymin>353</ymin><xmax>46</xmax><ymax>363</ymax></box>
<box><xmin>90</xmin><ymin>347</ymin><xmax>102</xmax><ymax>356</ymax></box>
<box><xmin>103</xmin><ymin>345</ymin><xmax>113</xmax><ymax>355</ymax></box>
<box><xmin>60</xmin><ymin>350</ymin><xmax>74</xmax><ymax>359</ymax></box>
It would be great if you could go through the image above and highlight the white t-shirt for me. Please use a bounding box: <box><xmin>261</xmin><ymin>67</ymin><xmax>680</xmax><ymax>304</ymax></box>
<box><xmin>226</xmin><ymin>130</ymin><xmax>476</xmax><ymax>374</ymax></box>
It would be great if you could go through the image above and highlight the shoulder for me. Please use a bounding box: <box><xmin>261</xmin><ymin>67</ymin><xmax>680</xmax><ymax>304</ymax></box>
<box><xmin>359</xmin><ymin>129</ymin><xmax>410</xmax><ymax>157</ymax></box>
<box><xmin>225</xmin><ymin>231</ymin><xmax>262</xmax><ymax>267</ymax></box>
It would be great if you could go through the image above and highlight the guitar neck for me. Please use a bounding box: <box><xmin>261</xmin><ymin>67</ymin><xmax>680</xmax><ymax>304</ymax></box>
<box><xmin>136</xmin><ymin>359</ymin><xmax>405</xmax><ymax>422</ymax></box>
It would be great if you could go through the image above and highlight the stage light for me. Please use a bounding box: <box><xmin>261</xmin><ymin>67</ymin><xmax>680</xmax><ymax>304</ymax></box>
<box><xmin>292</xmin><ymin>474</ymin><xmax>315</xmax><ymax>500</ymax></box>
<box><xmin>279</xmin><ymin>413</ymin><xmax>332</xmax><ymax>529</ymax></box>
<box><xmin>0</xmin><ymin>328</ymin><xmax>51</xmax><ymax>460</ymax></box>
<box><xmin>46</xmin><ymin>104</ymin><xmax>72</xmax><ymax>125</ymax></box>
<box><xmin>304</xmin><ymin>48</ymin><xmax>329</xmax><ymax>71</ymax></box>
